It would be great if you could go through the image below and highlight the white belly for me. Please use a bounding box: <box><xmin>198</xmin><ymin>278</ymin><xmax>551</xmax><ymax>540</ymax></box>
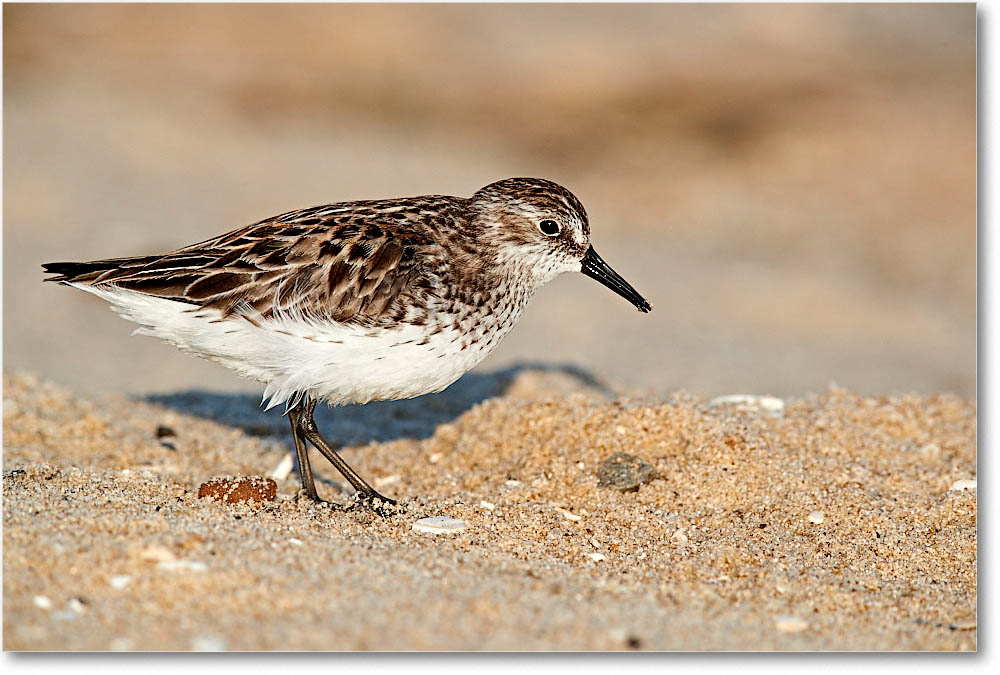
<box><xmin>75</xmin><ymin>284</ymin><xmax>517</xmax><ymax>409</ymax></box>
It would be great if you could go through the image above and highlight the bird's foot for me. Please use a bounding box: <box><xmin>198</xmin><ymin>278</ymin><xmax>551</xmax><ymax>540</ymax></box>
<box><xmin>349</xmin><ymin>491</ymin><xmax>402</xmax><ymax>518</ymax></box>
<box><xmin>294</xmin><ymin>488</ymin><xmax>345</xmax><ymax>510</ymax></box>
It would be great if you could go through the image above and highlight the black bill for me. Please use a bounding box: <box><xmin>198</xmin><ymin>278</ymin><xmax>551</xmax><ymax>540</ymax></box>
<box><xmin>580</xmin><ymin>246</ymin><xmax>652</xmax><ymax>313</ymax></box>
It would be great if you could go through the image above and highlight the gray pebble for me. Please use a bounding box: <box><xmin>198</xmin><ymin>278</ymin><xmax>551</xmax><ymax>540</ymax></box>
<box><xmin>597</xmin><ymin>452</ymin><xmax>658</xmax><ymax>491</ymax></box>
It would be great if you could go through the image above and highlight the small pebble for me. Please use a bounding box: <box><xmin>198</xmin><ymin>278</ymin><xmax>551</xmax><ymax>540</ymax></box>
<box><xmin>555</xmin><ymin>506</ymin><xmax>582</xmax><ymax>522</ymax></box>
<box><xmin>33</xmin><ymin>595</ymin><xmax>52</xmax><ymax>609</ymax></box>
<box><xmin>808</xmin><ymin>511</ymin><xmax>825</xmax><ymax>524</ymax></box>
<box><xmin>155</xmin><ymin>425</ymin><xmax>176</xmax><ymax>439</ymax></box>
<box><xmin>198</xmin><ymin>476</ymin><xmax>277</xmax><ymax>504</ymax></box>
<box><xmin>109</xmin><ymin>575</ymin><xmax>132</xmax><ymax>590</ymax></box>
<box><xmin>412</xmin><ymin>516</ymin><xmax>466</xmax><ymax>534</ymax></box>
<box><xmin>758</xmin><ymin>396</ymin><xmax>785</xmax><ymax>415</ymax></box>
<box><xmin>950</xmin><ymin>479</ymin><xmax>977</xmax><ymax>491</ymax></box>
<box><xmin>589</xmin><ymin>553</ymin><xmax>606</xmax><ymax>562</ymax></box>
<box><xmin>428</xmin><ymin>453</ymin><xmax>443</xmax><ymax>464</ymax></box>
<box><xmin>597</xmin><ymin>452</ymin><xmax>658</xmax><ymax>491</ymax></box>
<box><xmin>505</xmin><ymin>479</ymin><xmax>521</xmax><ymax>487</ymax></box>
<box><xmin>479</xmin><ymin>500</ymin><xmax>496</xmax><ymax>510</ymax></box>
<box><xmin>775</xmin><ymin>615</ymin><xmax>809</xmax><ymax>633</ymax></box>
<box><xmin>157</xmin><ymin>560</ymin><xmax>208</xmax><ymax>572</ymax></box>
<box><xmin>288</xmin><ymin>537</ymin><xmax>304</xmax><ymax>546</ymax></box>
<box><xmin>268</xmin><ymin>455</ymin><xmax>294</xmax><ymax>481</ymax></box>
<box><xmin>708</xmin><ymin>394</ymin><xmax>785</xmax><ymax>417</ymax></box>
<box><xmin>140</xmin><ymin>545</ymin><xmax>177</xmax><ymax>563</ymax></box>
<box><xmin>68</xmin><ymin>598</ymin><xmax>87</xmax><ymax>614</ymax></box>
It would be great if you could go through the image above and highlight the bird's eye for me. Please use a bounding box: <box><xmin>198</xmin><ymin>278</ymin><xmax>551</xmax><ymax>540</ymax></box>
<box><xmin>539</xmin><ymin>219</ymin><xmax>561</xmax><ymax>236</ymax></box>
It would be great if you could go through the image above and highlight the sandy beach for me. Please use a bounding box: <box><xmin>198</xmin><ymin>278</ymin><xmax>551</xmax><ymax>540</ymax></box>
<box><xmin>2</xmin><ymin>3</ymin><xmax>977</xmax><ymax>652</ymax></box>
<box><xmin>2</xmin><ymin>370</ymin><xmax>976</xmax><ymax>650</ymax></box>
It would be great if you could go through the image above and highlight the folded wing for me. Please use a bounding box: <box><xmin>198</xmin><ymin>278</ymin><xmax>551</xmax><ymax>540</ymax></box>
<box><xmin>43</xmin><ymin>205</ymin><xmax>435</xmax><ymax>326</ymax></box>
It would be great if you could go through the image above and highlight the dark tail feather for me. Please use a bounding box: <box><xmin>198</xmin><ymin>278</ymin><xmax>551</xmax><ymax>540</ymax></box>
<box><xmin>42</xmin><ymin>258</ymin><xmax>141</xmax><ymax>283</ymax></box>
<box><xmin>42</xmin><ymin>262</ymin><xmax>100</xmax><ymax>281</ymax></box>
<box><xmin>42</xmin><ymin>256</ymin><xmax>165</xmax><ymax>283</ymax></box>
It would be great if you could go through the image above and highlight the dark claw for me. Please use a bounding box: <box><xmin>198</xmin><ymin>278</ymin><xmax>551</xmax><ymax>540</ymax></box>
<box><xmin>294</xmin><ymin>489</ymin><xmax>345</xmax><ymax>511</ymax></box>
<box><xmin>295</xmin><ymin>487</ymin><xmax>322</xmax><ymax>503</ymax></box>
<box><xmin>350</xmin><ymin>491</ymin><xmax>402</xmax><ymax>517</ymax></box>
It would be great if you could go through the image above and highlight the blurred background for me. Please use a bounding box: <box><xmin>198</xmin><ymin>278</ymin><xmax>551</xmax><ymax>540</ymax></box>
<box><xmin>3</xmin><ymin>3</ymin><xmax>976</xmax><ymax>400</ymax></box>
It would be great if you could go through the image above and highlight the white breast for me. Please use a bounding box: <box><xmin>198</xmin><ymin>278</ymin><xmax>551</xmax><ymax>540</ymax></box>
<box><xmin>73</xmin><ymin>284</ymin><xmax>523</xmax><ymax>409</ymax></box>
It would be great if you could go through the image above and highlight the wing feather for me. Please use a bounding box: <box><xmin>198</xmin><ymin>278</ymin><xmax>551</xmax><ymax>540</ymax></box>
<box><xmin>43</xmin><ymin>202</ymin><xmax>447</xmax><ymax>326</ymax></box>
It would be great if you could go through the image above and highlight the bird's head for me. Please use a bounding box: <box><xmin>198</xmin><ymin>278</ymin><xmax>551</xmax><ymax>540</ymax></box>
<box><xmin>471</xmin><ymin>177</ymin><xmax>651</xmax><ymax>313</ymax></box>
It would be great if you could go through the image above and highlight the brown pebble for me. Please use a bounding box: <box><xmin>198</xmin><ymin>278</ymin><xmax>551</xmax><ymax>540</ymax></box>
<box><xmin>597</xmin><ymin>452</ymin><xmax>658</xmax><ymax>491</ymax></box>
<box><xmin>197</xmin><ymin>476</ymin><xmax>276</xmax><ymax>504</ymax></box>
<box><xmin>155</xmin><ymin>425</ymin><xmax>176</xmax><ymax>439</ymax></box>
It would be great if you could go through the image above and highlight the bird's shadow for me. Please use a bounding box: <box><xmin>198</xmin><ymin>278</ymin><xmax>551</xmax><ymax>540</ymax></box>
<box><xmin>143</xmin><ymin>362</ymin><xmax>614</xmax><ymax>447</ymax></box>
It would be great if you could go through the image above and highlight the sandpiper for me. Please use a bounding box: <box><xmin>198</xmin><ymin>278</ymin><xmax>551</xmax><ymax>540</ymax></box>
<box><xmin>43</xmin><ymin>178</ymin><xmax>651</xmax><ymax>513</ymax></box>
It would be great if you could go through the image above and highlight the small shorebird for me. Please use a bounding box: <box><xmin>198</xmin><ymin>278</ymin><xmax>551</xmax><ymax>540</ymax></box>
<box><xmin>44</xmin><ymin>178</ymin><xmax>651</xmax><ymax>513</ymax></box>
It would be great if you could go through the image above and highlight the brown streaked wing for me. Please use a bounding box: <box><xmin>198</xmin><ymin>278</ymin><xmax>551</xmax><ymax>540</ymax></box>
<box><xmin>84</xmin><ymin>208</ymin><xmax>433</xmax><ymax>325</ymax></box>
<box><xmin>234</xmin><ymin>237</ymin><xmax>420</xmax><ymax>324</ymax></box>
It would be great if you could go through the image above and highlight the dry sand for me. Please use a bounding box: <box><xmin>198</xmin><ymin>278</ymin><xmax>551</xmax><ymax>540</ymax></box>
<box><xmin>2</xmin><ymin>370</ymin><xmax>976</xmax><ymax>651</ymax></box>
<box><xmin>1</xmin><ymin>2</ymin><xmax>978</xmax><ymax>653</ymax></box>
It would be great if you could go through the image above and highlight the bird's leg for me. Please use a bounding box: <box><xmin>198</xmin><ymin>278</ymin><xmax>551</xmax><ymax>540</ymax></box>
<box><xmin>287</xmin><ymin>403</ymin><xmax>322</xmax><ymax>503</ymax></box>
<box><xmin>293</xmin><ymin>397</ymin><xmax>399</xmax><ymax>515</ymax></box>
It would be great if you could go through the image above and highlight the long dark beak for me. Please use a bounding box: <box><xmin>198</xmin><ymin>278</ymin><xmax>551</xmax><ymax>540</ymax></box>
<box><xmin>580</xmin><ymin>246</ymin><xmax>652</xmax><ymax>313</ymax></box>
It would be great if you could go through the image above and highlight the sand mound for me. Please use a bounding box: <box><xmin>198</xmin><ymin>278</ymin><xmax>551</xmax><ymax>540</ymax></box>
<box><xmin>2</xmin><ymin>371</ymin><xmax>976</xmax><ymax>650</ymax></box>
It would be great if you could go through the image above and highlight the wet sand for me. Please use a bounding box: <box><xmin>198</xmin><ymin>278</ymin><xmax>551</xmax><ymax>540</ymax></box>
<box><xmin>2</xmin><ymin>370</ymin><xmax>977</xmax><ymax>651</ymax></box>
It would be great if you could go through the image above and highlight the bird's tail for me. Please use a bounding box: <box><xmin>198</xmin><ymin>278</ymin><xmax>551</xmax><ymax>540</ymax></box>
<box><xmin>42</xmin><ymin>256</ymin><xmax>158</xmax><ymax>284</ymax></box>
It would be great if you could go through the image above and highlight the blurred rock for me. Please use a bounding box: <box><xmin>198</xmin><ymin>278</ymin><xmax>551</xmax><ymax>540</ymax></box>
<box><xmin>597</xmin><ymin>452</ymin><xmax>658</xmax><ymax>491</ymax></box>
<box><xmin>197</xmin><ymin>476</ymin><xmax>277</xmax><ymax>504</ymax></box>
